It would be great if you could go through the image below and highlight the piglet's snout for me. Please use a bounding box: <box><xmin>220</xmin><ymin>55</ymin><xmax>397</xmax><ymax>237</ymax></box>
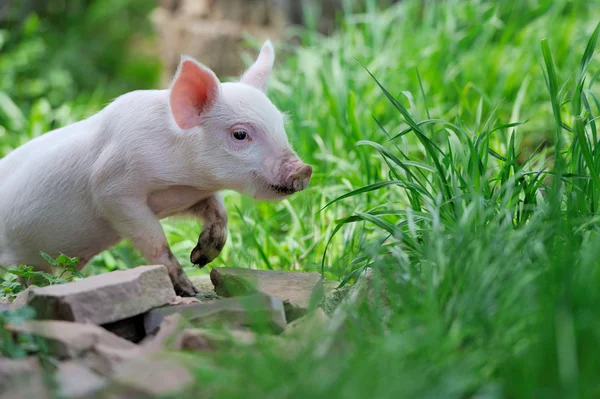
<box><xmin>286</xmin><ymin>163</ymin><xmax>313</xmax><ymax>193</ymax></box>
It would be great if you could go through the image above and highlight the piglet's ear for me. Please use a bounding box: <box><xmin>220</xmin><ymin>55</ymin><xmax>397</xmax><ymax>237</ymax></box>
<box><xmin>240</xmin><ymin>40</ymin><xmax>275</xmax><ymax>92</ymax></box>
<box><xmin>169</xmin><ymin>56</ymin><xmax>220</xmax><ymax>130</ymax></box>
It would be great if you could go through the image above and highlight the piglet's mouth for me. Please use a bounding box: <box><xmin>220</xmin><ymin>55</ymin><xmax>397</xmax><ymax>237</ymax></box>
<box><xmin>269</xmin><ymin>184</ymin><xmax>296</xmax><ymax>195</ymax></box>
<box><xmin>262</xmin><ymin>180</ymin><xmax>298</xmax><ymax>198</ymax></box>
<box><xmin>251</xmin><ymin>173</ymin><xmax>308</xmax><ymax>200</ymax></box>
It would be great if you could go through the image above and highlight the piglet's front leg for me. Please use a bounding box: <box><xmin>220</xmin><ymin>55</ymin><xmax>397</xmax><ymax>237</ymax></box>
<box><xmin>99</xmin><ymin>197</ymin><xmax>199</xmax><ymax>297</ymax></box>
<box><xmin>132</xmin><ymin>223</ymin><xmax>199</xmax><ymax>297</ymax></box>
<box><xmin>188</xmin><ymin>194</ymin><xmax>228</xmax><ymax>267</ymax></box>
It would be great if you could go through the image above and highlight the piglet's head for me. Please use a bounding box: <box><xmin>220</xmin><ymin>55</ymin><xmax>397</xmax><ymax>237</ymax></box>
<box><xmin>168</xmin><ymin>41</ymin><xmax>312</xmax><ymax>200</ymax></box>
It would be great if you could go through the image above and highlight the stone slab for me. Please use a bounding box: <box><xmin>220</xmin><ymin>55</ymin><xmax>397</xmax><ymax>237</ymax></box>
<box><xmin>0</xmin><ymin>357</ymin><xmax>49</xmax><ymax>399</ymax></box>
<box><xmin>26</xmin><ymin>265</ymin><xmax>176</xmax><ymax>325</ymax></box>
<box><xmin>6</xmin><ymin>320</ymin><xmax>139</xmax><ymax>360</ymax></box>
<box><xmin>144</xmin><ymin>294</ymin><xmax>287</xmax><ymax>335</ymax></box>
<box><xmin>109</xmin><ymin>354</ymin><xmax>194</xmax><ymax>397</ymax></box>
<box><xmin>55</xmin><ymin>361</ymin><xmax>107</xmax><ymax>399</ymax></box>
<box><xmin>210</xmin><ymin>267</ymin><xmax>323</xmax><ymax>321</ymax></box>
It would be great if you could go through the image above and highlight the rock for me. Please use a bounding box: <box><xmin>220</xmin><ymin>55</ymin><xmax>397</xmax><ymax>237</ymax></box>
<box><xmin>210</xmin><ymin>0</ymin><xmax>271</xmax><ymax>24</ymax></box>
<box><xmin>55</xmin><ymin>361</ymin><xmax>107</xmax><ymax>398</ymax></box>
<box><xmin>141</xmin><ymin>312</ymin><xmax>257</xmax><ymax>352</ymax></box>
<box><xmin>9</xmin><ymin>285</ymin><xmax>38</xmax><ymax>309</ymax></box>
<box><xmin>102</xmin><ymin>287</ymin><xmax>213</xmax><ymax>344</ymax></box>
<box><xmin>142</xmin><ymin>313</ymin><xmax>299</xmax><ymax>362</ymax></box>
<box><xmin>151</xmin><ymin>0</ymin><xmax>285</xmax><ymax>84</ymax></box>
<box><xmin>109</xmin><ymin>354</ymin><xmax>194</xmax><ymax>397</ymax></box>
<box><xmin>0</xmin><ymin>297</ymin><xmax>9</xmax><ymax>312</ymax></box>
<box><xmin>6</xmin><ymin>320</ymin><xmax>140</xmax><ymax>361</ymax></box>
<box><xmin>141</xmin><ymin>312</ymin><xmax>250</xmax><ymax>351</ymax></box>
<box><xmin>315</xmin><ymin>268</ymin><xmax>392</xmax><ymax>356</ymax></box>
<box><xmin>144</xmin><ymin>294</ymin><xmax>287</xmax><ymax>335</ymax></box>
<box><xmin>283</xmin><ymin>308</ymin><xmax>328</xmax><ymax>338</ymax></box>
<box><xmin>139</xmin><ymin>313</ymin><xmax>188</xmax><ymax>352</ymax></box>
<box><xmin>0</xmin><ymin>357</ymin><xmax>49</xmax><ymax>399</ymax></box>
<box><xmin>169</xmin><ymin>296</ymin><xmax>200</xmax><ymax>305</ymax></box>
<box><xmin>159</xmin><ymin>0</ymin><xmax>182</xmax><ymax>12</ymax></box>
<box><xmin>180</xmin><ymin>0</ymin><xmax>210</xmax><ymax>18</ymax></box>
<box><xmin>25</xmin><ymin>265</ymin><xmax>176</xmax><ymax>325</ymax></box>
<box><xmin>176</xmin><ymin>328</ymin><xmax>257</xmax><ymax>350</ymax></box>
<box><xmin>320</xmin><ymin>280</ymin><xmax>351</xmax><ymax>315</ymax></box>
<box><xmin>78</xmin><ymin>348</ymin><xmax>131</xmax><ymax>378</ymax></box>
<box><xmin>189</xmin><ymin>274</ymin><xmax>219</xmax><ymax>301</ymax></box>
<box><xmin>327</xmin><ymin>268</ymin><xmax>373</xmax><ymax>330</ymax></box>
<box><xmin>172</xmin><ymin>327</ymin><xmax>299</xmax><ymax>358</ymax></box>
<box><xmin>210</xmin><ymin>267</ymin><xmax>323</xmax><ymax>321</ymax></box>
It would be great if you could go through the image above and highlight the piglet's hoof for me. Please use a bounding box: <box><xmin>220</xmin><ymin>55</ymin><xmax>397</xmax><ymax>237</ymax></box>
<box><xmin>190</xmin><ymin>245</ymin><xmax>217</xmax><ymax>268</ymax></box>
<box><xmin>171</xmin><ymin>274</ymin><xmax>199</xmax><ymax>297</ymax></box>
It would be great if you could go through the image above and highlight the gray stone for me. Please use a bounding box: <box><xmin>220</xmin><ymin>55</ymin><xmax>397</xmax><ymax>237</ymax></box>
<box><xmin>0</xmin><ymin>297</ymin><xmax>9</xmax><ymax>312</ymax></box>
<box><xmin>144</xmin><ymin>294</ymin><xmax>287</xmax><ymax>335</ymax></box>
<box><xmin>26</xmin><ymin>265</ymin><xmax>176</xmax><ymax>325</ymax></box>
<box><xmin>211</xmin><ymin>0</ymin><xmax>271</xmax><ymax>24</ymax></box>
<box><xmin>327</xmin><ymin>269</ymin><xmax>373</xmax><ymax>330</ymax></box>
<box><xmin>171</xmin><ymin>327</ymin><xmax>298</xmax><ymax>358</ymax></box>
<box><xmin>176</xmin><ymin>328</ymin><xmax>257</xmax><ymax>351</ymax></box>
<box><xmin>110</xmin><ymin>354</ymin><xmax>194</xmax><ymax>397</ymax></box>
<box><xmin>100</xmin><ymin>282</ymin><xmax>214</xmax><ymax>344</ymax></box>
<box><xmin>0</xmin><ymin>357</ymin><xmax>49</xmax><ymax>399</ymax></box>
<box><xmin>141</xmin><ymin>313</ymin><xmax>257</xmax><ymax>352</ymax></box>
<box><xmin>210</xmin><ymin>267</ymin><xmax>323</xmax><ymax>321</ymax></box>
<box><xmin>151</xmin><ymin>1</ymin><xmax>283</xmax><ymax>85</ymax></box>
<box><xmin>159</xmin><ymin>0</ymin><xmax>183</xmax><ymax>13</ymax></box>
<box><xmin>189</xmin><ymin>274</ymin><xmax>219</xmax><ymax>301</ymax></box>
<box><xmin>315</xmin><ymin>268</ymin><xmax>391</xmax><ymax>356</ymax></box>
<box><xmin>9</xmin><ymin>285</ymin><xmax>38</xmax><ymax>309</ymax></box>
<box><xmin>320</xmin><ymin>280</ymin><xmax>351</xmax><ymax>315</ymax></box>
<box><xmin>55</xmin><ymin>361</ymin><xmax>107</xmax><ymax>398</ymax></box>
<box><xmin>283</xmin><ymin>308</ymin><xmax>328</xmax><ymax>338</ymax></box>
<box><xmin>139</xmin><ymin>313</ymin><xmax>188</xmax><ymax>352</ymax></box>
<box><xmin>6</xmin><ymin>320</ymin><xmax>140</xmax><ymax>360</ymax></box>
<box><xmin>179</xmin><ymin>0</ymin><xmax>210</xmax><ymax>17</ymax></box>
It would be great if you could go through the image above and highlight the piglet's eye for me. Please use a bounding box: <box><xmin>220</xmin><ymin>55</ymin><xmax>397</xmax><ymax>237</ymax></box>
<box><xmin>233</xmin><ymin>130</ymin><xmax>247</xmax><ymax>140</ymax></box>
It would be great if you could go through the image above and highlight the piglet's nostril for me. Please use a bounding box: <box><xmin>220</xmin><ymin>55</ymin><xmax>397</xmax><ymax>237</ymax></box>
<box><xmin>289</xmin><ymin>164</ymin><xmax>312</xmax><ymax>180</ymax></box>
<box><xmin>302</xmin><ymin>165</ymin><xmax>313</xmax><ymax>179</ymax></box>
<box><xmin>289</xmin><ymin>164</ymin><xmax>312</xmax><ymax>192</ymax></box>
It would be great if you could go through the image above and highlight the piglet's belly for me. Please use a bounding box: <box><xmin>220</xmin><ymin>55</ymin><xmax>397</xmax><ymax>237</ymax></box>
<box><xmin>0</xmin><ymin>217</ymin><xmax>121</xmax><ymax>271</ymax></box>
<box><xmin>148</xmin><ymin>186</ymin><xmax>213</xmax><ymax>219</ymax></box>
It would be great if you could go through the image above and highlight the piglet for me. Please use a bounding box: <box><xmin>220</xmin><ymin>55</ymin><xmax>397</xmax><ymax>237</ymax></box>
<box><xmin>0</xmin><ymin>41</ymin><xmax>312</xmax><ymax>296</ymax></box>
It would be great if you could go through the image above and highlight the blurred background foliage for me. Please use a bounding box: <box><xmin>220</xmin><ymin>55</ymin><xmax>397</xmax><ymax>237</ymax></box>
<box><xmin>3</xmin><ymin>1</ymin><xmax>600</xmax><ymax>397</ymax></box>
<box><xmin>0</xmin><ymin>0</ymin><xmax>599</xmax><ymax>279</ymax></box>
<box><xmin>0</xmin><ymin>0</ymin><xmax>160</xmax><ymax>159</ymax></box>
<box><xmin>0</xmin><ymin>0</ymin><xmax>160</xmax><ymax>108</ymax></box>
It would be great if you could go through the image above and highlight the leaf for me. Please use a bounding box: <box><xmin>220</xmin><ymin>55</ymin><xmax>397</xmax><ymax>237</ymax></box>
<box><xmin>319</xmin><ymin>180</ymin><xmax>406</xmax><ymax>212</ymax></box>
<box><xmin>55</xmin><ymin>254</ymin><xmax>71</xmax><ymax>265</ymax></box>
<box><xmin>40</xmin><ymin>252</ymin><xmax>57</xmax><ymax>267</ymax></box>
<box><xmin>354</xmin><ymin>212</ymin><xmax>402</xmax><ymax>240</ymax></box>
<box><xmin>0</xmin><ymin>92</ymin><xmax>26</xmax><ymax>131</ymax></box>
<box><xmin>580</xmin><ymin>21</ymin><xmax>600</xmax><ymax>77</ymax></box>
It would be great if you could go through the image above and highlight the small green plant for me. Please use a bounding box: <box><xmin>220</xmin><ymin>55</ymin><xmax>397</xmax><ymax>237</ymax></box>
<box><xmin>1</xmin><ymin>277</ymin><xmax>22</xmax><ymax>299</ymax></box>
<box><xmin>0</xmin><ymin>252</ymin><xmax>83</xmax><ymax>298</ymax></box>
<box><xmin>0</xmin><ymin>306</ymin><xmax>38</xmax><ymax>358</ymax></box>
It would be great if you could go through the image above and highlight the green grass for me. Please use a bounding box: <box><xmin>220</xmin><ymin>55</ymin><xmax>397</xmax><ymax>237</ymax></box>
<box><xmin>159</xmin><ymin>0</ymin><xmax>600</xmax><ymax>284</ymax></box>
<box><xmin>181</xmin><ymin>9</ymin><xmax>600</xmax><ymax>397</ymax></box>
<box><xmin>2</xmin><ymin>0</ymin><xmax>600</xmax><ymax>397</ymax></box>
